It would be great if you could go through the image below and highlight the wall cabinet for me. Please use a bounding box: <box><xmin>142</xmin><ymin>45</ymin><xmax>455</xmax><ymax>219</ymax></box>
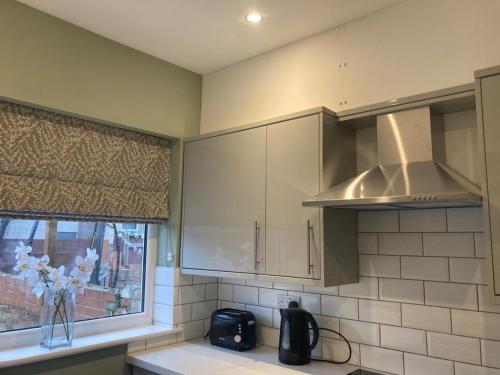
<box><xmin>181</xmin><ymin>127</ymin><xmax>266</xmax><ymax>274</ymax></box>
<box><xmin>266</xmin><ymin>115</ymin><xmax>321</xmax><ymax>280</ymax></box>
<box><xmin>181</xmin><ymin>108</ymin><xmax>358</xmax><ymax>286</ymax></box>
<box><xmin>476</xmin><ymin>66</ymin><xmax>500</xmax><ymax>302</ymax></box>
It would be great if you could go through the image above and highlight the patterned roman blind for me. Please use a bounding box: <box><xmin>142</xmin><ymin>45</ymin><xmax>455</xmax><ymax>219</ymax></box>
<box><xmin>0</xmin><ymin>100</ymin><xmax>170</xmax><ymax>223</ymax></box>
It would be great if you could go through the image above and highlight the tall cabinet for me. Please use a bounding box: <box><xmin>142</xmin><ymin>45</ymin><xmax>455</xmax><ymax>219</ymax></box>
<box><xmin>181</xmin><ymin>108</ymin><xmax>358</xmax><ymax>287</ymax></box>
<box><xmin>476</xmin><ymin>66</ymin><xmax>500</xmax><ymax>301</ymax></box>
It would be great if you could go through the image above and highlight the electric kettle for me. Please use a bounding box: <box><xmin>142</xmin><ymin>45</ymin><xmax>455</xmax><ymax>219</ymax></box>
<box><xmin>278</xmin><ymin>301</ymin><xmax>319</xmax><ymax>365</ymax></box>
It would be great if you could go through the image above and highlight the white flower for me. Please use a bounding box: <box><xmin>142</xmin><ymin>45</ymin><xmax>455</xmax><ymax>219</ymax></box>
<box><xmin>71</xmin><ymin>248</ymin><xmax>99</xmax><ymax>281</ymax></box>
<box><xmin>33</xmin><ymin>255</ymin><xmax>50</xmax><ymax>272</ymax></box>
<box><xmin>14</xmin><ymin>242</ymin><xmax>32</xmax><ymax>260</ymax></box>
<box><xmin>49</xmin><ymin>265</ymin><xmax>68</xmax><ymax>292</ymax></box>
<box><xmin>32</xmin><ymin>280</ymin><xmax>47</xmax><ymax>298</ymax></box>
<box><xmin>85</xmin><ymin>248</ymin><xmax>99</xmax><ymax>264</ymax></box>
<box><xmin>68</xmin><ymin>275</ymin><xmax>87</xmax><ymax>294</ymax></box>
<box><xmin>14</xmin><ymin>254</ymin><xmax>37</xmax><ymax>279</ymax></box>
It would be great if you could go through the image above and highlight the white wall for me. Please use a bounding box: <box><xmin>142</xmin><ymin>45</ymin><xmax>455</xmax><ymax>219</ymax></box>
<box><xmin>201</xmin><ymin>0</ymin><xmax>500</xmax><ymax>133</ymax></box>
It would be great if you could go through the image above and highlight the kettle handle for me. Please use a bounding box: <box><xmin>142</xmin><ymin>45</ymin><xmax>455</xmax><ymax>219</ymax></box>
<box><xmin>304</xmin><ymin>310</ymin><xmax>319</xmax><ymax>354</ymax></box>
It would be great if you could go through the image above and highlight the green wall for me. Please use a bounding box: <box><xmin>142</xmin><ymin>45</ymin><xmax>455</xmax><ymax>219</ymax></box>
<box><xmin>0</xmin><ymin>1</ymin><xmax>202</xmax><ymax>373</ymax></box>
<box><xmin>4</xmin><ymin>346</ymin><xmax>130</xmax><ymax>375</ymax></box>
<box><xmin>0</xmin><ymin>1</ymin><xmax>201</xmax><ymax>139</ymax></box>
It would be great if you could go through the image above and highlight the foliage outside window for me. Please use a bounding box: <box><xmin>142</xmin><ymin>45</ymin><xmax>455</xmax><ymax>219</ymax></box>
<box><xmin>0</xmin><ymin>219</ymin><xmax>147</xmax><ymax>333</ymax></box>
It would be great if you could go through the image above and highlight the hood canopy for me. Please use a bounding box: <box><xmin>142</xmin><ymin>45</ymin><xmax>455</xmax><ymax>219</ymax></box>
<box><xmin>303</xmin><ymin>106</ymin><xmax>482</xmax><ymax>209</ymax></box>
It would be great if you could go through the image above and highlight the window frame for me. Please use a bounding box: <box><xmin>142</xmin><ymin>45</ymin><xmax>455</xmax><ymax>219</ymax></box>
<box><xmin>0</xmin><ymin>224</ymin><xmax>158</xmax><ymax>351</ymax></box>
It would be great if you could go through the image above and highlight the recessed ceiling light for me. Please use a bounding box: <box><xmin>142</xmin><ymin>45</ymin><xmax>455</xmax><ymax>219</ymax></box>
<box><xmin>246</xmin><ymin>13</ymin><xmax>263</xmax><ymax>23</ymax></box>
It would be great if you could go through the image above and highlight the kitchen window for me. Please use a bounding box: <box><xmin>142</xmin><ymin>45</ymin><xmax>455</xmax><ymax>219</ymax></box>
<box><xmin>0</xmin><ymin>219</ymin><xmax>148</xmax><ymax>333</ymax></box>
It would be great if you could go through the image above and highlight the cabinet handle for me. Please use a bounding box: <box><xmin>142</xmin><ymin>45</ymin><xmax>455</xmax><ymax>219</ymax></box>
<box><xmin>307</xmin><ymin>220</ymin><xmax>314</xmax><ymax>274</ymax></box>
<box><xmin>254</xmin><ymin>220</ymin><xmax>261</xmax><ymax>269</ymax></box>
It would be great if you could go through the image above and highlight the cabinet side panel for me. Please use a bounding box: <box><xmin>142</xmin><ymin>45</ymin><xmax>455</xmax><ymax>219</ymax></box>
<box><xmin>323</xmin><ymin>208</ymin><xmax>359</xmax><ymax>287</ymax></box>
<box><xmin>478</xmin><ymin>75</ymin><xmax>500</xmax><ymax>296</ymax></box>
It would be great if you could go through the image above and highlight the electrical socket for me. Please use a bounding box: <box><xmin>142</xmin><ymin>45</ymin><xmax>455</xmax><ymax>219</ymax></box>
<box><xmin>277</xmin><ymin>294</ymin><xmax>301</xmax><ymax>309</ymax></box>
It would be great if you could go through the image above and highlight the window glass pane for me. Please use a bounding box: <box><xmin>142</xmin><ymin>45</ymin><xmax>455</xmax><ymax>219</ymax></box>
<box><xmin>0</xmin><ymin>219</ymin><xmax>147</xmax><ymax>333</ymax></box>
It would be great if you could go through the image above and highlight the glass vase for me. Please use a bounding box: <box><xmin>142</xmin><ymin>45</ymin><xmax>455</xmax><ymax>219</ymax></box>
<box><xmin>40</xmin><ymin>288</ymin><xmax>76</xmax><ymax>349</ymax></box>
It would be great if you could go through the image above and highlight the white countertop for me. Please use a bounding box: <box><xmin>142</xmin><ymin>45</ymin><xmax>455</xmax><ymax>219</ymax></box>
<box><xmin>127</xmin><ymin>340</ymin><xmax>359</xmax><ymax>375</ymax></box>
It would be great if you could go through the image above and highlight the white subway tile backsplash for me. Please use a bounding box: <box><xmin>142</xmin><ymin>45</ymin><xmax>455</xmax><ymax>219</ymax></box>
<box><xmin>155</xmin><ymin>267</ymin><xmax>175</xmax><ymax>286</ymax></box>
<box><xmin>401</xmin><ymin>256</ymin><xmax>449</xmax><ymax>281</ymax></box>
<box><xmin>455</xmin><ymin>363</ymin><xmax>500</xmax><ymax>375</ymax></box>
<box><xmin>358</xmin><ymin>210</ymin><xmax>399</xmax><ymax>232</ymax></box>
<box><xmin>381</xmin><ymin>325</ymin><xmax>427</xmax><ymax>355</ymax></box>
<box><xmin>233</xmin><ymin>285</ymin><xmax>258</xmax><ymax>305</ymax></box>
<box><xmin>478</xmin><ymin>285</ymin><xmax>500</xmax><ymax>313</ymax></box>
<box><xmin>258</xmin><ymin>288</ymin><xmax>281</xmax><ymax>308</ymax></box>
<box><xmin>360</xmin><ymin>345</ymin><xmax>404</xmax><ymax>375</ymax></box>
<box><xmin>321</xmin><ymin>295</ymin><xmax>358</xmax><ymax>319</ymax></box>
<box><xmin>423</xmin><ymin>233</ymin><xmax>475</xmax><ymax>257</ymax></box>
<box><xmin>192</xmin><ymin>300</ymin><xmax>217</xmax><ymax>321</ymax></box>
<box><xmin>304</xmin><ymin>284</ymin><xmax>339</xmax><ymax>296</ymax></box>
<box><xmin>219</xmin><ymin>300</ymin><xmax>245</xmax><ymax>310</ymax></box>
<box><xmin>315</xmin><ymin>315</ymin><xmax>340</xmax><ymax>339</ymax></box>
<box><xmin>360</xmin><ymin>255</ymin><xmax>401</xmax><ymax>278</ymax></box>
<box><xmin>359</xmin><ymin>233</ymin><xmax>378</xmax><ymax>254</ymax></box>
<box><xmin>447</xmin><ymin>207</ymin><xmax>483</xmax><ymax>232</ymax></box>
<box><xmin>475</xmin><ymin>233</ymin><xmax>486</xmax><ymax>258</ymax></box>
<box><xmin>379</xmin><ymin>233</ymin><xmax>423</xmax><ymax>256</ymax></box>
<box><xmin>218</xmin><ymin>283</ymin><xmax>233</xmax><ymax>301</ymax></box>
<box><xmin>176</xmin><ymin>320</ymin><xmax>205</xmax><ymax>341</ymax></box>
<box><xmin>402</xmin><ymin>304</ymin><xmax>451</xmax><ymax>333</ymax></box>
<box><xmin>245</xmin><ymin>305</ymin><xmax>273</xmax><ymax>327</ymax></box>
<box><xmin>205</xmin><ymin>283</ymin><xmax>218</xmax><ymax>300</ymax></box>
<box><xmin>400</xmin><ymin>209</ymin><xmax>447</xmax><ymax>232</ymax></box>
<box><xmin>322</xmin><ymin>337</ymin><xmax>360</xmax><ymax>365</ymax></box>
<box><xmin>257</xmin><ymin>326</ymin><xmax>279</xmax><ymax>348</ymax></box>
<box><xmin>273</xmin><ymin>282</ymin><xmax>303</xmax><ymax>292</ymax></box>
<box><xmin>425</xmin><ymin>281</ymin><xmax>478</xmax><ymax>310</ymax></box>
<box><xmin>220</xmin><ymin>277</ymin><xmax>245</xmax><ymax>285</ymax></box>
<box><xmin>339</xmin><ymin>277</ymin><xmax>378</xmax><ymax>299</ymax></box>
<box><xmin>359</xmin><ymin>299</ymin><xmax>401</xmax><ymax>325</ymax></box>
<box><xmin>176</xmin><ymin>270</ymin><xmax>193</xmax><ymax>286</ymax></box>
<box><xmin>289</xmin><ymin>292</ymin><xmax>320</xmax><ymax>314</ymax></box>
<box><xmin>153</xmin><ymin>303</ymin><xmax>173</xmax><ymax>325</ymax></box>
<box><xmin>427</xmin><ymin>332</ymin><xmax>481</xmax><ymax>364</ymax></box>
<box><xmin>245</xmin><ymin>279</ymin><xmax>273</xmax><ymax>288</ymax></box>
<box><xmin>154</xmin><ymin>285</ymin><xmax>178</xmax><ymax>305</ymax></box>
<box><xmin>379</xmin><ymin>278</ymin><xmax>424</xmax><ymax>304</ymax></box>
<box><xmin>481</xmin><ymin>339</ymin><xmax>500</xmax><ymax>368</ymax></box>
<box><xmin>452</xmin><ymin>310</ymin><xmax>500</xmax><ymax>341</ymax></box>
<box><xmin>178</xmin><ymin>284</ymin><xmax>205</xmax><ymax>304</ymax></box>
<box><xmin>193</xmin><ymin>275</ymin><xmax>217</xmax><ymax>284</ymax></box>
<box><xmin>404</xmin><ymin>353</ymin><xmax>454</xmax><ymax>375</ymax></box>
<box><xmin>450</xmin><ymin>258</ymin><xmax>488</xmax><ymax>284</ymax></box>
<box><xmin>340</xmin><ymin>319</ymin><xmax>380</xmax><ymax>346</ymax></box>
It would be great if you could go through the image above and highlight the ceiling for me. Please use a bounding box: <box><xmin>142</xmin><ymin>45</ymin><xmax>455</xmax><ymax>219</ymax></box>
<box><xmin>18</xmin><ymin>0</ymin><xmax>403</xmax><ymax>74</ymax></box>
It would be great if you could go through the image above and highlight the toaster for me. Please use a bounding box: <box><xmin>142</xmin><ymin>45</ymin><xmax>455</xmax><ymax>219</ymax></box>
<box><xmin>208</xmin><ymin>308</ymin><xmax>257</xmax><ymax>351</ymax></box>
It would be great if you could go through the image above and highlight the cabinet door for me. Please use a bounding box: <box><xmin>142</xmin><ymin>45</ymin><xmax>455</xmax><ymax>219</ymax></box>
<box><xmin>479</xmin><ymin>74</ymin><xmax>500</xmax><ymax>295</ymax></box>
<box><xmin>266</xmin><ymin>115</ymin><xmax>321</xmax><ymax>279</ymax></box>
<box><xmin>181</xmin><ymin>127</ymin><xmax>266</xmax><ymax>274</ymax></box>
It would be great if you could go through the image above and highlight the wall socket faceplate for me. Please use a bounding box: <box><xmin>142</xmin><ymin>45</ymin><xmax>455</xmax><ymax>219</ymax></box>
<box><xmin>277</xmin><ymin>294</ymin><xmax>301</xmax><ymax>309</ymax></box>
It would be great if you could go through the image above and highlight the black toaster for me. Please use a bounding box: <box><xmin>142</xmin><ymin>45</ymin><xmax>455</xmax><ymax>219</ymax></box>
<box><xmin>208</xmin><ymin>308</ymin><xmax>257</xmax><ymax>351</ymax></box>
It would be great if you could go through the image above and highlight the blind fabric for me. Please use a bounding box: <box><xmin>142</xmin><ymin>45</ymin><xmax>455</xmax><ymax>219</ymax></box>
<box><xmin>0</xmin><ymin>100</ymin><xmax>170</xmax><ymax>223</ymax></box>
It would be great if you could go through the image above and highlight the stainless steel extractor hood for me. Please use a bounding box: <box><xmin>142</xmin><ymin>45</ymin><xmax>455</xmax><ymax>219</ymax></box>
<box><xmin>303</xmin><ymin>106</ymin><xmax>482</xmax><ymax>209</ymax></box>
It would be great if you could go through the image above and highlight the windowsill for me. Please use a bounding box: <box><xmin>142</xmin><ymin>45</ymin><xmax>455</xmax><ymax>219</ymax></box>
<box><xmin>0</xmin><ymin>325</ymin><xmax>180</xmax><ymax>369</ymax></box>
